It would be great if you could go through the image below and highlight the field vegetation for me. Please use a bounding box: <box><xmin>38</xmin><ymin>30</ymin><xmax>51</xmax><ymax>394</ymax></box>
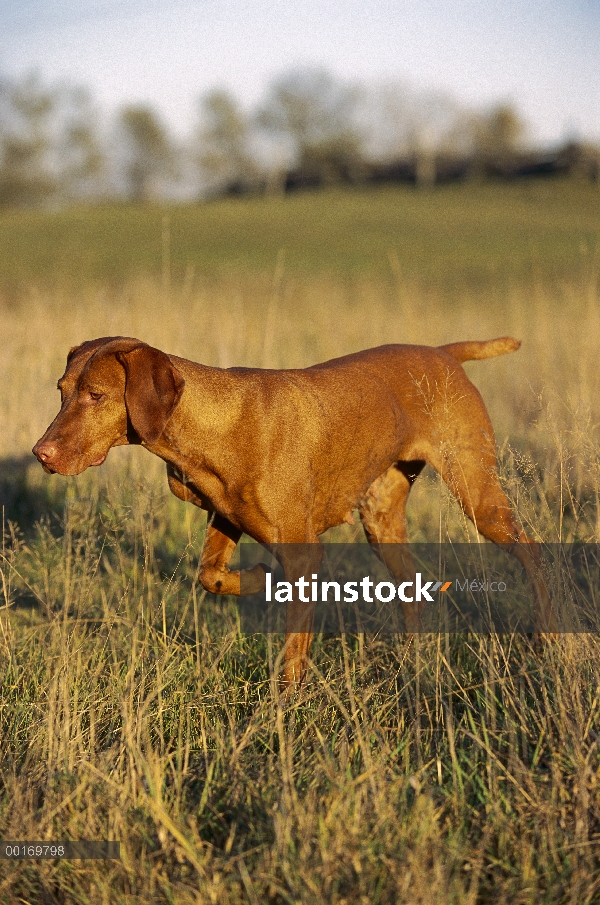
<box><xmin>1</xmin><ymin>178</ymin><xmax>598</xmax><ymax>295</ymax></box>
<box><xmin>1</xmin><ymin>179</ymin><xmax>600</xmax><ymax>903</ymax></box>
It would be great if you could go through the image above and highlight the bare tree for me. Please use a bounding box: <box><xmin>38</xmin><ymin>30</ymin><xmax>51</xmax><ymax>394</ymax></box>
<box><xmin>257</xmin><ymin>68</ymin><xmax>364</xmax><ymax>184</ymax></box>
<box><xmin>0</xmin><ymin>73</ymin><xmax>57</xmax><ymax>207</ymax></box>
<box><xmin>195</xmin><ymin>89</ymin><xmax>258</xmax><ymax>195</ymax></box>
<box><xmin>355</xmin><ymin>81</ymin><xmax>467</xmax><ymax>185</ymax></box>
<box><xmin>468</xmin><ymin>103</ymin><xmax>526</xmax><ymax>174</ymax></box>
<box><xmin>356</xmin><ymin>81</ymin><xmax>413</xmax><ymax>162</ymax></box>
<box><xmin>55</xmin><ymin>86</ymin><xmax>105</xmax><ymax>202</ymax></box>
<box><xmin>406</xmin><ymin>92</ymin><xmax>452</xmax><ymax>186</ymax></box>
<box><xmin>116</xmin><ymin>104</ymin><xmax>176</xmax><ymax>202</ymax></box>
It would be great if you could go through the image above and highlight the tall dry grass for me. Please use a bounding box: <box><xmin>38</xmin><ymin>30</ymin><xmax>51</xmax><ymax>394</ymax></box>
<box><xmin>3</xmin><ymin>268</ymin><xmax>600</xmax><ymax>537</ymax></box>
<box><xmin>1</xmin><ymin>271</ymin><xmax>600</xmax><ymax>903</ymax></box>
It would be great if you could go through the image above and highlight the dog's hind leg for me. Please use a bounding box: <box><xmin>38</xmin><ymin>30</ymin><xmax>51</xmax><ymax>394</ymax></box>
<box><xmin>359</xmin><ymin>460</ymin><xmax>426</xmax><ymax>630</ymax></box>
<box><xmin>435</xmin><ymin>447</ymin><xmax>556</xmax><ymax>632</ymax></box>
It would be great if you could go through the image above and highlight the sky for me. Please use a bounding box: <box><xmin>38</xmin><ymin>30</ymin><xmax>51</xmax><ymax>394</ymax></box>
<box><xmin>1</xmin><ymin>0</ymin><xmax>599</xmax><ymax>145</ymax></box>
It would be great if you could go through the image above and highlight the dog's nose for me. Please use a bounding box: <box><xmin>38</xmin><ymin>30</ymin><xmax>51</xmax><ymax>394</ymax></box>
<box><xmin>33</xmin><ymin>441</ymin><xmax>57</xmax><ymax>464</ymax></box>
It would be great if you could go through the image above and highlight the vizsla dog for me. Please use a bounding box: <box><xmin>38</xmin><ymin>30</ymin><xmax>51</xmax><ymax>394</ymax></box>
<box><xmin>33</xmin><ymin>337</ymin><xmax>553</xmax><ymax>686</ymax></box>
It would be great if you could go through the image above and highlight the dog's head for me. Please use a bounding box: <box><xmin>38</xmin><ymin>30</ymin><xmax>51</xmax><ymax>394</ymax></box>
<box><xmin>33</xmin><ymin>337</ymin><xmax>185</xmax><ymax>475</ymax></box>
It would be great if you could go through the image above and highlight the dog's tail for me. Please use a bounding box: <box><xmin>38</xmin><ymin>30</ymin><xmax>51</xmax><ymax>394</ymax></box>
<box><xmin>438</xmin><ymin>336</ymin><xmax>521</xmax><ymax>363</ymax></box>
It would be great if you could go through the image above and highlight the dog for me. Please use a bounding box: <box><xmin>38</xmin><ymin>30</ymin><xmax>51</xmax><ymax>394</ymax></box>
<box><xmin>33</xmin><ymin>336</ymin><xmax>553</xmax><ymax>686</ymax></box>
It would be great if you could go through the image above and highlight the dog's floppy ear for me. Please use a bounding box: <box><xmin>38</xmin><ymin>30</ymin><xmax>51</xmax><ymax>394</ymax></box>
<box><xmin>68</xmin><ymin>337</ymin><xmax>126</xmax><ymax>365</ymax></box>
<box><xmin>116</xmin><ymin>345</ymin><xmax>185</xmax><ymax>444</ymax></box>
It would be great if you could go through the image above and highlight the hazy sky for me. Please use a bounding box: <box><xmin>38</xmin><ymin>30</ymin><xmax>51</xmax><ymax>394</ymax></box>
<box><xmin>1</xmin><ymin>0</ymin><xmax>599</xmax><ymax>144</ymax></box>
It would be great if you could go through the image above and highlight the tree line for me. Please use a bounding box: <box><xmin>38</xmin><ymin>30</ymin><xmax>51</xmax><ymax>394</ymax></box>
<box><xmin>0</xmin><ymin>68</ymin><xmax>598</xmax><ymax>209</ymax></box>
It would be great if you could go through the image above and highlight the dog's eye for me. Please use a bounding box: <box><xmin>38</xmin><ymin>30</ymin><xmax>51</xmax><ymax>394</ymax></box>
<box><xmin>89</xmin><ymin>391</ymin><xmax>104</xmax><ymax>402</ymax></box>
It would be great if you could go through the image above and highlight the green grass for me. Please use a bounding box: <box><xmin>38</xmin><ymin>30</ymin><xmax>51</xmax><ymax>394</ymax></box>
<box><xmin>0</xmin><ymin>178</ymin><xmax>598</xmax><ymax>295</ymax></box>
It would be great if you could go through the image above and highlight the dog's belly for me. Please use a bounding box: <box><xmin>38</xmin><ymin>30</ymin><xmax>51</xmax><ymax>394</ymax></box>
<box><xmin>309</xmin><ymin>429</ymin><xmax>431</xmax><ymax>534</ymax></box>
<box><xmin>310</xmin><ymin>457</ymin><xmax>398</xmax><ymax>535</ymax></box>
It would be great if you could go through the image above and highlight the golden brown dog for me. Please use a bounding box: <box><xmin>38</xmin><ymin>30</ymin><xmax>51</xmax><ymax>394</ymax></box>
<box><xmin>33</xmin><ymin>336</ymin><xmax>552</xmax><ymax>686</ymax></box>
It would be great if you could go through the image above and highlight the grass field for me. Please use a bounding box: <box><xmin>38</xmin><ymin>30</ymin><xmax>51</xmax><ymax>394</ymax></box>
<box><xmin>1</xmin><ymin>180</ymin><xmax>600</xmax><ymax>903</ymax></box>
<box><xmin>0</xmin><ymin>178</ymin><xmax>598</xmax><ymax>296</ymax></box>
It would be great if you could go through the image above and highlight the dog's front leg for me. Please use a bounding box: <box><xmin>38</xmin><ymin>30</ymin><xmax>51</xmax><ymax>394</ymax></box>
<box><xmin>276</xmin><ymin>544</ymin><xmax>324</xmax><ymax>689</ymax></box>
<box><xmin>198</xmin><ymin>513</ymin><xmax>267</xmax><ymax>595</ymax></box>
<box><xmin>167</xmin><ymin>464</ymin><xmax>267</xmax><ymax>595</ymax></box>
